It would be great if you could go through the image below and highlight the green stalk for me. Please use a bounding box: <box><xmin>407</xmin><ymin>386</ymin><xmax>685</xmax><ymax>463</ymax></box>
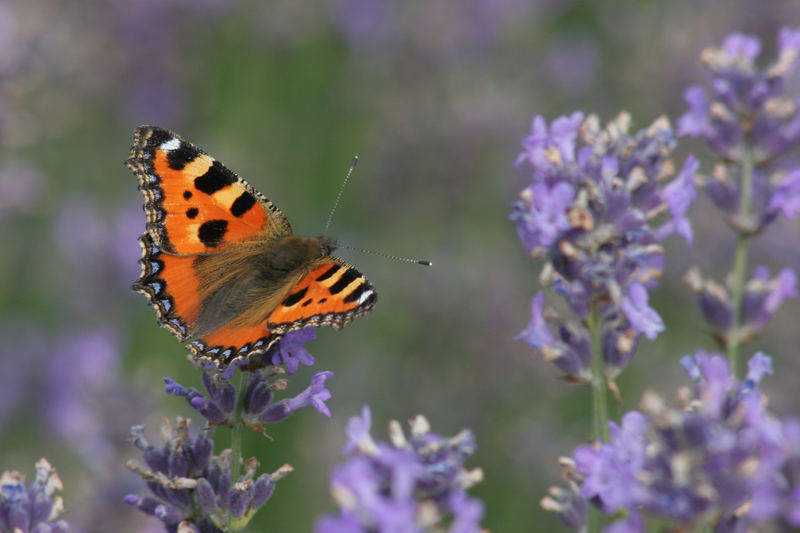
<box><xmin>588</xmin><ymin>307</ymin><xmax>609</xmax><ymax>443</ymax></box>
<box><xmin>587</xmin><ymin>307</ymin><xmax>608</xmax><ymax>533</ymax></box>
<box><xmin>226</xmin><ymin>369</ymin><xmax>247</xmax><ymax>532</ymax></box>
<box><xmin>727</xmin><ymin>143</ymin><xmax>754</xmax><ymax>378</ymax></box>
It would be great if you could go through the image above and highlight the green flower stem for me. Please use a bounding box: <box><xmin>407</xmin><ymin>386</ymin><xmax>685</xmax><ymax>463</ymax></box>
<box><xmin>226</xmin><ymin>370</ymin><xmax>247</xmax><ymax>533</ymax></box>
<box><xmin>586</xmin><ymin>306</ymin><xmax>609</xmax><ymax>533</ymax></box>
<box><xmin>588</xmin><ymin>307</ymin><xmax>609</xmax><ymax>443</ymax></box>
<box><xmin>727</xmin><ymin>143</ymin><xmax>755</xmax><ymax>378</ymax></box>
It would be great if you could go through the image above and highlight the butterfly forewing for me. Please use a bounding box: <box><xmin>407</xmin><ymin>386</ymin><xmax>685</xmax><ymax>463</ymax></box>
<box><xmin>127</xmin><ymin>126</ymin><xmax>292</xmax><ymax>254</ymax></box>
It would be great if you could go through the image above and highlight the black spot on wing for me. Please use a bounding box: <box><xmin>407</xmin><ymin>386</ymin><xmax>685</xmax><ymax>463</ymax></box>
<box><xmin>329</xmin><ymin>268</ymin><xmax>359</xmax><ymax>295</ymax></box>
<box><xmin>167</xmin><ymin>143</ymin><xmax>197</xmax><ymax>170</ymax></box>
<box><xmin>186</xmin><ymin>207</ymin><xmax>198</xmax><ymax>219</ymax></box>
<box><xmin>302</xmin><ymin>298</ymin><xmax>313</xmax><ymax>307</ymax></box>
<box><xmin>316</xmin><ymin>264</ymin><xmax>340</xmax><ymax>282</ymax></box>
<box><xmin>283</xmin><ymin>286</ymin><xmax>308</xmax><ymax>307</ymax></box>
<box><xmin>194</xmin><ymin>160</ymin><xmax>235</xmax><ymax>195</ymax></box>
<box><xmin>183</xmin><ymin>190</ymin><xmax>193</xmax><ymax>199</ymax></box>
<box><xmin>198</xmin><ymin>220</ymin><xmax>228</xmax><ymax>247</ymax></box>
<box><xmin>230</xmin><ymin>191</ymin><xmax>256</xmax><ymax>217</ymax></box>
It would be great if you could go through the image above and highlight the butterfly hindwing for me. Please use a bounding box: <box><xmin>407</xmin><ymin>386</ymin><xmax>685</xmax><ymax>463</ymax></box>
<box><xmin>268</xmin><ymin>258</ymin><xmax>377</xmax><ymax>334</ymax></box>
<box><xmin>127</xmin><ymin>126</ymin><xmax>291</xmax><ymax>255</ymax></box>
<box><xmin>185</xmin><ymin>258</ymin><xmax>377</xmax><ymax>367</ymax></box>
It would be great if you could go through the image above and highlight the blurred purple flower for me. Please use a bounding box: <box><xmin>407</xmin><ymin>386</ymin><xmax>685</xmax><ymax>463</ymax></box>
<box><xmin>767</xmin><ymin>169</ymin><xmax>800</xmax><ymax>219</ymax></box>
<box><xmin>679</xmin><ymin>27</ymin><xmax>800</xmax><ymax>181</ymax></box>
<box><xmin>52</xmin><ymin>196</ymin><xmax>142</xmax><ymax>320</ymax></box>
<box><xmin>546</xmin><ymin>38</ymin><xmax>600</xmax><ymax>94</ymax></box>
<box><xmin>330</xmin><ymin>0</ymin><xmax>398</xmax><ymax>47</ymax></box>
<box><xmin>655</xmin><ymin>154</ymin><xmax>698</xmax><ymax>244</ymax></box>
<box><xmin>686</xmin><ymin>265</ymin><xmax>798</xmax><ymax>345</ymax></box>
<box><xmin>0</xmin><ymin>318</ymin><xmax>46</xmax><ymax>432</ymax></box>
<box><xmin>315</xmin><ymin>406</ymin><xmax>484</xmax><ymax>533</ymax></box>
<box><xmin>561</xmin><ymin>352</ymin><xmax>790</xmax><ymax>530</ymax></box>
<box><xmin>619</xmin><ymin>283</ymin><xmax>664</xmax><ymax>341</ymax></box>
<box><xmin>748</xmin><ymin>418</ymin><xmax>800</xmax><ymax>526</ymax></box>
<box><xmin>540</xmin><ymin>474</ymin><xmax>588</xmax><ymax>532</ymax></box>
<box><xmin>0</xmin><ymin>458</ymin><xmax>69</xmax><ymax>533</ymax></box>
<box><xmin>126</xmin><ymin>418</ymin><xmax>289</xmax><ymax>531</ymax></box>
<box><xmin>45</xmin><ymin>328</ymin><xmax>128</xmax><ymax>469</ymax></box>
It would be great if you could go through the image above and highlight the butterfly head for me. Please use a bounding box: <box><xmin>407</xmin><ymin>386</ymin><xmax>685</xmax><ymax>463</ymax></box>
<box><xmin>317</xmin><ymin>235</ymin><xmax>338</xmax><ymax>257</ymax></box>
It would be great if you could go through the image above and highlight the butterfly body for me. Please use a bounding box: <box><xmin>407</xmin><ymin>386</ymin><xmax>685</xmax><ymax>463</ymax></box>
<box><xmin>127</xmin><ymin>126</ymin><xmax>376</xmax><ymax>368</ymax></box>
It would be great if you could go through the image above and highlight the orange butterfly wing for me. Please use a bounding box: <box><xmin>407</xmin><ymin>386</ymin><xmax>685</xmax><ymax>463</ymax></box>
<box><xmin>128</xmin><ymin>126</ymin><xmax>377</xmax><ymax>368</ymax></box>
<box><xmin>127</xmin><ymin>126</ymin><xmax>291</xmax><ymax>255</ymax></box>
<box><xmin>189</xmin><ymin>259</ymin><xmax>376</xmax><ymax>362</ymax></box>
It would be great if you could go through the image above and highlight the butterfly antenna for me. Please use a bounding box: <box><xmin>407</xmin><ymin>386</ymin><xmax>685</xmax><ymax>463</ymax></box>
<box><xmin>340</xmin><ymin>244</ymin><xmax>432</xmax><ymax>266</ymax></box>
<box><xmin>324</xmin><ymin>156</ymin><xmax>359</xmax><ymax>238</ymax></box>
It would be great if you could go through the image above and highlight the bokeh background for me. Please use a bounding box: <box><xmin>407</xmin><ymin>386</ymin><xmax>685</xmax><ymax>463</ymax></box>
<box><xmin>2</xmin><ymin>0</ymin><xmax>800</xmax><ymax>531</ymax></box>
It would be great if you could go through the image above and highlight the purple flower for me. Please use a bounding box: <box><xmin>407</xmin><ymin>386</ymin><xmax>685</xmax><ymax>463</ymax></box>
<box><xmin>0</xmin><ymin>458</ymin><xmax>69</xmax><ymax>533</ymax></box>
<box><xmin>619</xmin><ymin>283</ymin><xmax>664</xmax><ymax>341</ymax></box>
<box><xmin>256</xmin><ymin>371</ymin><xmax>334</xmax><ymax>423</ymax></box>
<box><xmin>746</xmin><ymin>351</ymin><xmax>773</xmax><ymax>384</ymax></box>
<box><xmin>516</xmin><ymin>293</ymin><xmax>593</xmax><ymax>383</ymax></box>
<box><xmin>540</xmin><ymin>476</ymin><xmax>588</xmax><ymax>532</ymax></box>
<box><xmin>748</xmin><ymin>418</ymin><xmax>800</xmax><ymax>526</ymax></box>
<box><xmin>126</xmin><ymin>418</ymin><xmax>290</xmax><ymax>531</ymax></box>
<box><xmin>572</xmin><ymin>412</ymin><xmax>647</xmax><ymax>514</ymax></box>
<box><xmin>656</xmin><ymin>154</ymin><xmax>698</xmax><ymax>244</ymax></box>
<box><xmin>516</xmin><ymin>111</ymin><xmax>583</xmax><ymax>170</ymax></box>
<box><xmin>685</xmin><ymin>266</ymin><xmax>797</xmax><ymax>346</ymax></box>
<box><xmin>558</xmin><ymin>352</ymin><xmax>791</xmax><ymax>530</ymax></box>
<box><xmin>269</xmin><ymin>328</ymin><xmax>316</xmax><ymax>374</ymax></box>
<box><xmin>679</xmin><ymin>28</ymin><xmax>800</xmax><ymax>207</ymax></box>
<box><xmin>166</xmin><ymin>365</ymin><xmax>334</xmax><ymax>428</ymax></box>
<box><xmin>511</xmin><ymin>182</ymin><xmax>574</xmax><ymax>253</ymax></box>
<box><xmin>512</xmin><ymin>111</ymin><xmax>696</xmax><ymax>376</ymax></box>
<box><xmin>315</xmin><ymin>406</ymin><xmax>484</xmax><ymax>533</ymax></box>
<box><xmin>721</xmin><ymin>33</ymin><xmax>761</xmax><ymax>62</ymax></box>
<box><xmin>768</xmin><ymin>169</ymin><xmax>800</xmax><ymax>219</ymax></box>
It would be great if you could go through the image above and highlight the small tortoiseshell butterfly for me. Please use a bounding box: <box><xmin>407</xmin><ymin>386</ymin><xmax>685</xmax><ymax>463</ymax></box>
<box><xmin>127</xmin><ymin>126</ymin><xmax>377</xmax><ymax>368</ymax></box>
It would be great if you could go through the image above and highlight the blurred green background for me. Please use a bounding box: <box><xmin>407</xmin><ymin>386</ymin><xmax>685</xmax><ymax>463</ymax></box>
<box><xmin>2</xmin><ymin>0</ymin><xmax>800</xmax><ymax>531</ymax></box>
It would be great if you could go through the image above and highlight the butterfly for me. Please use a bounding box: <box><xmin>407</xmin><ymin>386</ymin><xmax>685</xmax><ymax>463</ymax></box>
<box><xmin>127</xmin><ymin>126</ymin><xmax>377</xmax><ymax>368</ymax></box>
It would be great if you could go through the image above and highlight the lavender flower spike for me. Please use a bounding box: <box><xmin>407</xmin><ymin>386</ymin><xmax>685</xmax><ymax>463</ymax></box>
<box><xmin>513</xmin><ymin>112</ymin><xmax>695</xmax><ymax>377</ymax></box>
<box><xmin>315</xmin><ymin>406</ymin><xmax>485</xmax><ymax>533</ymax></box>
<box><xmin>685</xmin><ymin>265</ymin><xmax>797</xmax><ymax>346</ymax></box>
<box><xmin>126</xmin><ymin>417</ymin><xmax>290</xmax><ymax>531</ymax></box>
<box><xmin>678</xmin><ymin>27</ymin><xmax>800</xmax><ymax>234</ymax></box>
<box><xmin>549</xmin><ymin>352</ymin><xmax>791</xmax><ymax>531</ymax></box>
<box><xmin>165</xmin><ymin>360</ymin><xmax>334</xmax><ymax>430</ymax></box>
<box><xmin>0</xmin><ymin>458</ymin><xmax>69</xmax><ymax>533</ymax></box>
